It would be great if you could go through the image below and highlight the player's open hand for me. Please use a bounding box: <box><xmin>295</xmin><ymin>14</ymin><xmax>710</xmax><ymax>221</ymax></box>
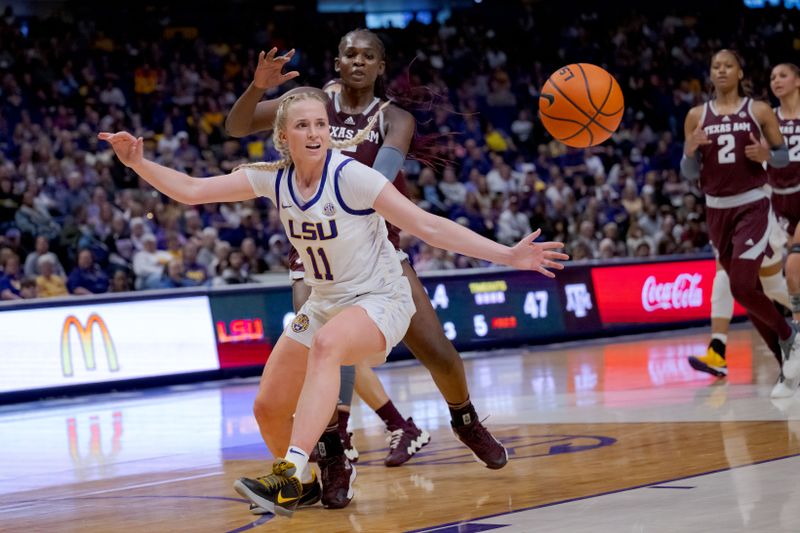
<box><xmin>744</xmin><ymin>132</ymin><xmax>769</xmax><ymax>163</ymax></box>
<box><xmin>254</xmin><ymin>48</ymin><xmax>300</xmax><ymax>90</ymax></box>
<box><xmin>98</xmin><ymin>132</ymin><xmax>144</xmax><ymax>169</ymax></box>
<box><xmin>510</xmin><ymin>229</ymin><xmax>569</xmax><ymax>277</ymax></box>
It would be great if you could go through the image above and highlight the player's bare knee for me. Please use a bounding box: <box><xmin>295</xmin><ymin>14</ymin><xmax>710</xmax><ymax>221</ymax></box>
<box><xmin>309</xmin><ymin>331</ymin><xmax>341</xmax><ymax>365</ymax></box>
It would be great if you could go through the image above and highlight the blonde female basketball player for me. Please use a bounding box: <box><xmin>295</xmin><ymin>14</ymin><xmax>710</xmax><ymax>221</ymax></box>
<box><xmin>99</xmin><ymin>91</ymin><xmax>568</xmax><ymax>517</ymax></box>
<box><xmin>682</xmin><ymin>50</ymin><xmax>798</xmax><ymax>394</ymax></box>
<box><xmin>228</xmin><ymin>30</ymin><xmax>509</xmax><ymax>514</ymax></box>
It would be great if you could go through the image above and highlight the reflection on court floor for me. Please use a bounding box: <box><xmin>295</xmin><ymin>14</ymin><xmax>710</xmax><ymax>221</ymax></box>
<box><xmin>0</xmin><ymin>325</ymin><xmax>798</xmax><ymax>532</ymax></box>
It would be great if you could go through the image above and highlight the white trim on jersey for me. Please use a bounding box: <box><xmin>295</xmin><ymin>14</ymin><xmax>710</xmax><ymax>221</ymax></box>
<box><xmin>700</xmin><ymin>102</ymin><xmax>708</xmax><ymax>126</ymax></box>
<box><xmin>362</xmin><ymin>96</ymin><xmax>380</xmax><ymax>115</ymax></box>
<box><xmin>773</xmin><ymin>183</ymin><xmax>800</xmax><ymax>195</ymax></box>
<box><xmin>739</xmin><ymin>205</ymin><xmax>776</xmax><ymax>260</ymax></box>
<box><xmin>746</xmin><ymin>98</ymin><xmax>764</xmax><ymax>140</ymax></box>
<box><xmin>709</xmin><ymin>97</ymin><xmax>747</xmax><ymax>118</ymax></box>
<box><xmin>378</xmin><ymin>107</ymin><xmax>387</xmax><ymax>139</ymax></box>
<box><xmin>333</xmin><ymin>92</ymin><xmax>380</xmax><ymax>116</ymax></box>
<box><xmin>705</xmin><ymin>185</ymin><xmax>770</xmax><ymax>209</ymax></box>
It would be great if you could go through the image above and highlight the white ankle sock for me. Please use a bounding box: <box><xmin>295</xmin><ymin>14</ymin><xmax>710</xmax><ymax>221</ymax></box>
<box><xmin>711</xmin><ymin>333</ymin><xmax>728</xmax><ymax>345</ymax></box>
<box><xmin>286</xmin><ymin>446</ymin><xmax>312</xmax><ymax>483</ymax></box>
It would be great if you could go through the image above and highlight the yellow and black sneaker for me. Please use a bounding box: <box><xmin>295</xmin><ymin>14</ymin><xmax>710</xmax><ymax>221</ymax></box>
<box><xmin>688</xmin><ymin>338</ymin><xmax>727</xmax><ymax>378</ymax></box>
<box><xmin>247</xmin><ymin>472</ymin><xmax>321</xmax><ymax>515</ymax></box>
<box><xmin>234</xmin><ymin>459</ymin><xmax>317</xmax><ymax>518</ymax></box>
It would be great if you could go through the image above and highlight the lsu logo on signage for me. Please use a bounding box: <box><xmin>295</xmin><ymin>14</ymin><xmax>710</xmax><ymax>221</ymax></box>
<box><xmin>61</xmin><ymin>314</ymin><xmax>120</xmax><ymax>377</ymax></box>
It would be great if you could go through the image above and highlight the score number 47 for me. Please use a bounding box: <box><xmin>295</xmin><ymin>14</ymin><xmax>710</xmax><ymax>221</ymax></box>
<box><xmin>524</xmin><ymin>290</ymin><xmax>549</xmax><ymax>319</ymax></box>
<box><xmin>475</xmin><ymin>290</ymin><xmax>549</xmax><ymax>338</ymax></box>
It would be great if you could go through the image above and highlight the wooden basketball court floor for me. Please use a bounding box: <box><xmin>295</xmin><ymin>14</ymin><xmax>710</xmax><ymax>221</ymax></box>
<box><xmin>1</xmin><ymin>325</ymin><xmax>799</xmax><ymax>532</ymax></box>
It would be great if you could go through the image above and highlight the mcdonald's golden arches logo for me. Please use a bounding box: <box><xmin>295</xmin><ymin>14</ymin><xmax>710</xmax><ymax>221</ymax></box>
<box><xmin>61</xmin><ymin>314</ymin><xmax>120</xmax><ymax>377</ymax></box>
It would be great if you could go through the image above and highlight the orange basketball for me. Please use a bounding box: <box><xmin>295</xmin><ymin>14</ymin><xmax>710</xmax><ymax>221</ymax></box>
<box><xmin>539</xmin><ymin>63</ymin><xmax>624</xmax><ymax>148</ymax></box>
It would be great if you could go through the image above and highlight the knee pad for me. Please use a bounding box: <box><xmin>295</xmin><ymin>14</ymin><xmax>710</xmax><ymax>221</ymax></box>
<box><xmin>711</xmin><ymin>269</ymin><xmax>734</xmax><ymax>320</ymax></box>
<box><xmin>760</xmin><ymin>271</ymin><xmax>789</xmax><ymax>308</ymax></box>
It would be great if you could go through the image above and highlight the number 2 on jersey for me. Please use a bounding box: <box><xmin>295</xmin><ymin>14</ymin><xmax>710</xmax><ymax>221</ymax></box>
<box><xmin>717</xmin><ymin>134</ymin><xmax>735</xmax><ymax>164</ymax></box>
<box><xmin>306</xmin><ymin>247</ymin><xmax>333</xmax><ymax>280</ymax></box>
<box><xmin>788</xmin><ymin>135</ymin><xmax>800</xmax><ymax>162</ymax></box>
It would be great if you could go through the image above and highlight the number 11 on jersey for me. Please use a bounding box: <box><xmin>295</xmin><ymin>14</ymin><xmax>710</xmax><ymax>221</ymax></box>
<box><xmin>306</xmin><ymin>246</ymin><xmax>333</xmax><ymax>280</ymax></box>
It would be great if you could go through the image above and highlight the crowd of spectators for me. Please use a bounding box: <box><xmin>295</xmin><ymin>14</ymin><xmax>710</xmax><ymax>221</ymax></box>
<box><xmin>0</xmin><ymin>1</ymin><xmax>797</xmax><ymax>300</ymax></box>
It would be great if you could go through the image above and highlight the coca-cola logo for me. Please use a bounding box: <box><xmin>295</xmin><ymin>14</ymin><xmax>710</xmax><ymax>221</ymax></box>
<box><xmin>641</xmin><ymin>273</ymin><xmax>703</xmax><ymax>312</ymax></box>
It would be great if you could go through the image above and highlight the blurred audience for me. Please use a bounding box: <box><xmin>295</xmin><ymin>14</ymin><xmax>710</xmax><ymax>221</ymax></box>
<box><xmin>5</xmin><ymin>0</ymin><xmax>784</xmax><ymax>299</ymax></box>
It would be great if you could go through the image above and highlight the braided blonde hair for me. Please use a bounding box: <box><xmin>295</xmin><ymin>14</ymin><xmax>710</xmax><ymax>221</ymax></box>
<box><xmin>236</xmin><ymin>91</ymin><xmax>392</xmax><ymax>173</ymax></box>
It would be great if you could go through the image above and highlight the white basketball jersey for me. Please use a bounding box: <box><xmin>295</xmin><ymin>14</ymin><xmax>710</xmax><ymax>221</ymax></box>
<box><xmin>244</xmin><ymin>150</ymin><xmax>402</xmax><ymax>298</ymax></box>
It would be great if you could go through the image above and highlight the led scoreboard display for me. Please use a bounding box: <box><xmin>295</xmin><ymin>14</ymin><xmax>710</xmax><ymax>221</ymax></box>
<box><xmin>1</xmin><ymin>254</ymin><xmax>743</xmax><ymax>403</ymax></box>
<box><xmin>416</xmin><ymin>269</ymin><xmax>566</xmax><ymax>350</ymax></box>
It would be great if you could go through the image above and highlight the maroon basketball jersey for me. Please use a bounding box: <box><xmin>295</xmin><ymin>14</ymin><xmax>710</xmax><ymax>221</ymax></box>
<box><xmin>327</xmin><ymin>92</ymin><xmax>385</xmax><ymax>167</ymax></box>
<box><xmin>326</xmin><ymin>91</ymin><xmax>405</xmax><ymax>248</ymax></box>
<box><xmin>698</xmin><ymin>98</ymin><xmax>768</xmax><ymax>197</ymax></box>
<box><xmin>768</xmin><ymin>108</ymin><xmax>800</xmax><ymax>190</ymax></box>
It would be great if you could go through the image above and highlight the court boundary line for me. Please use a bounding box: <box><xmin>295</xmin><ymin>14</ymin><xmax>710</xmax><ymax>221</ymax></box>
<box><xmin>405</xmin><ymin>451</ymin><xmax>800</xmax><ymax>532</ymax></box>
<box><xmin>0</xmin><ymin>471</ymin><xmax>223</xmax><ymax>514</ymax></box>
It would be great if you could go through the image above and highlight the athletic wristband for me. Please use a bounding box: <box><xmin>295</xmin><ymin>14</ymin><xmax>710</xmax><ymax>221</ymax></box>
<box><xmin>769</xmin><ymin>144</ymin><xmax>789</xmax><ymax>169</ymax></box>
<box><xmin>373</xmin><ymin>146</ymin><xmax>405</xmax><ymax>183</ymax></box>
<box><xmin>680</xmin><ymin>152</ymin><xmax>700</xmax><ymax>179</ymax></box>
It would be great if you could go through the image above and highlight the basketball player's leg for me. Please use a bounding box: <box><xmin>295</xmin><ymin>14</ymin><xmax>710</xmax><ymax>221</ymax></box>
<box><xmin>786</xmin><ymin>224</ymin><xmax>800</xmax><ymax>323</ymax></box>
<box><xmin>759</xmin><ymin>210</ymin><xmax>790</xmax><ymax>311</ymax></box>
<box><xmin>311</xmin><ymin>260</ymin><xmax>428</xmax><ymax>467</ymax></box>
<box><xmin>400</xmin><ymin>260</ymin><xmax>508</xmax><ymax>469</ymax></box>
<box><xmin>236</xmin><ymin>333</ymin><xmax>324</xmax><ymax>515</ymax></box>
<box><xmin>775</xmin><ymin>224</ymin><xmax>800</xmax><ymax>397</ymax></box>
<box><xmin>294</xmin><ymin>278</ymin><xmax>350</xmax><ymax>427</ymax></box>
<box><xmin>354</xmin><ymin>362</ymin><xmax>431</xmax><ymax>466</ymax></box>
<box><xmin>400</xmin><ymin>260</ymin><xmax>469</xmax><ymax>402</ymax></box>
<box><xmin>726</xmin><ymin>251</ymin><xmax>798</xmax><ymax>381</ymax></box>
<box><xmin>690</xmin><ymin>261</ymin><xmax>733</xmax><ymax>377</ymax></box>
<box><xmin>236</xmin><ymin>307</ymin><xmax>387</xmax><ymax>517</ymax></box>
<box><xmin>293</xmin><ymin>279</ymin><xmax>340</xmax><ymax>429</ymax></box>
<box><xmin>293</xmin><ymin>306</ymin><xmax>387</xmax><ymax>453</ymax></box>
<box><xmin>252</xmin><ymin>334</ymin><xmax>309</xmax><ymax>458</ymax></box>
<box><xmin>291</xmin><ymin>279</ymin><xmax>355</xmax><ymax>509</ymax></box>
<box><xmin>728</xmin><ymin>203</ymin><xmax>800</xmax><ymax>376</ymax></box>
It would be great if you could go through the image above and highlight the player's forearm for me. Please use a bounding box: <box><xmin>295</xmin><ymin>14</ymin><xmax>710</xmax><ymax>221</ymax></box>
<box><xmin>680</xmin><ymin>150</ymin><xmax>701</xmax><ymax>179</ymax></box>
<box><xmin>130</xmin><ymin>159</ymin><xmax>199</xmax><ymax>204</ymax></box>
<box><xmin>422</xmin><ymin>215</ymin><xmax>513</xmax><ymax>266</ymax></box>
<box><xmin>225</xmin><ymin>83</ymin><xmax>268</xmax><ymax>137</ymax></box>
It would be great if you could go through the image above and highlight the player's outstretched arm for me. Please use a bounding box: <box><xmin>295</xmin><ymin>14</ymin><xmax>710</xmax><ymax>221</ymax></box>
<box><xmin>373</xmin><ymin>183</ymin><xmax>568</xmax><ymax>277</ymax></box>
<box><xmin>98</xmin><ymin>132</ymin><xmax>257</xmax><ymax>205</ymax></box>
<box><xmin>225</xmin><ymin>48</ymin><xmax>326</xmax><ymax>137</ymax></box>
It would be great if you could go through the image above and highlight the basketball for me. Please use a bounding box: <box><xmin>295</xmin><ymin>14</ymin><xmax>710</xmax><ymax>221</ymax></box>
<box><xmin>538</xmin><ymin>63</ymin><xmax>624</xmax><ymax>148</ymax></box>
